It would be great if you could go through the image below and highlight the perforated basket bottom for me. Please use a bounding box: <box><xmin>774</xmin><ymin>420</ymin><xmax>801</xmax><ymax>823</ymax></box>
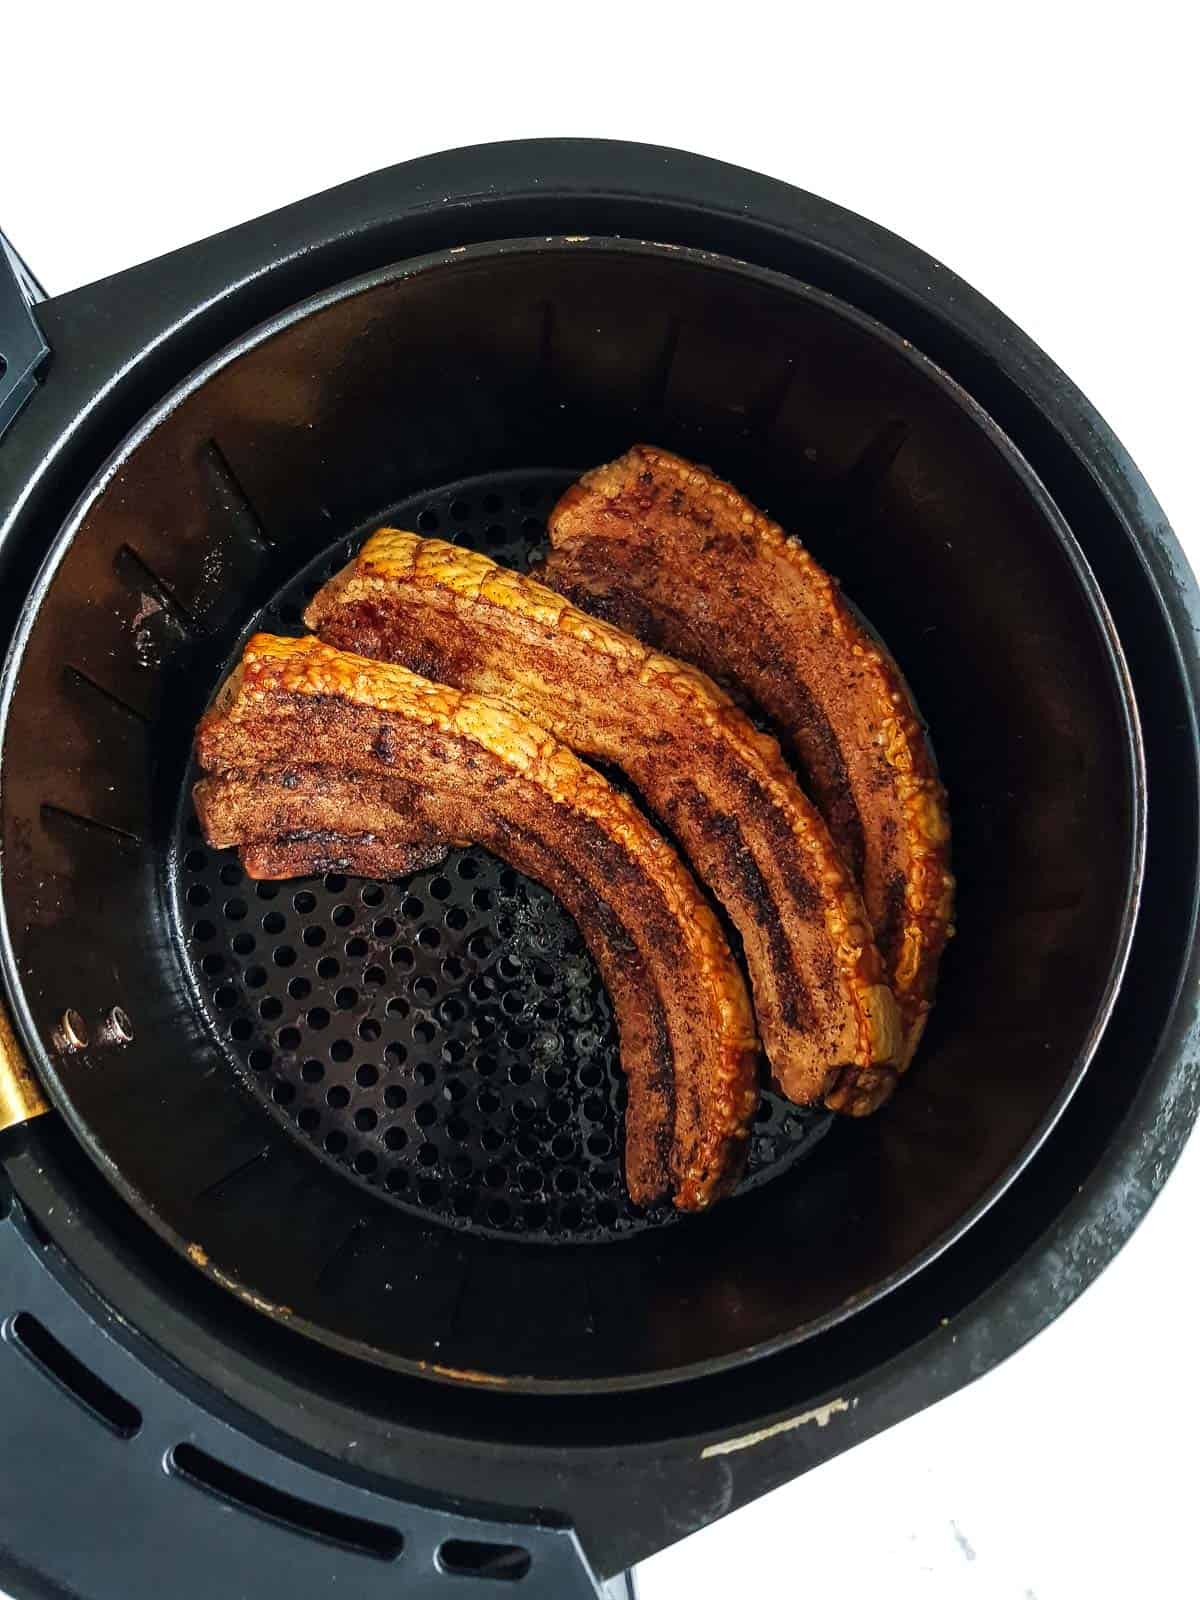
<box><xmin>173</xmin><ymin>469</ymin><xmax>830</xmax><ymax>1242</ymax></box>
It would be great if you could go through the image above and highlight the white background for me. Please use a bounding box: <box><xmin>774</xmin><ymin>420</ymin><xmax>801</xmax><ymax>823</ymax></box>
<box><xmin>5</xmin><ymin>6</ymin><xmax>1197</xmax><ymax>1597</ymax></box>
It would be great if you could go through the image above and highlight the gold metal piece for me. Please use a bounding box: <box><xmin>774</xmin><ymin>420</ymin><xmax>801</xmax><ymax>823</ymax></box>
<box><xmin>59</xmin><ymin>1008</ymin><xmax>89</xmax><ymax>1049</ymax></box>
<box><xmin>0</xmin><ymin>996</ymin><xmax>51</xmax><ymax>1132</ymax></box>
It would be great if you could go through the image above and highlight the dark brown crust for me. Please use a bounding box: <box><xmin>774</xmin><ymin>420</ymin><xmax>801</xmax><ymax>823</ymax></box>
<box><xmin>194</xmin><ymin>636</ymin><xmax>759</xmax><ymax>1209</ymax></box>
<box><xmin>540</xmin><ymin>444</ymin><xmax>955</xmax><ymax>1067</ymax></box>
<box><xmin>240</xmin><ymin>835</ymin><xmax>448</xmax><ymax>879</ymax></box>
<box><xmin>194</xmin><ymin>765</ymin><xmax>452</xmax><ymax>879</ymax></box>
<box><xmin>305</xmin><ymin>532</ymin><xmax>900</xmax><ymax>1111</ymax></box>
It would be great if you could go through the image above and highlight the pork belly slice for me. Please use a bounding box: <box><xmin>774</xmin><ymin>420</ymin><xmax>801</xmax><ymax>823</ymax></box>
<box><xmin>194</xmin><ymin>634</ymin><xmax>759</xmax><ymax>1210</ymax></box>
<box><xmin>540</xmin><ymin>444</ymin><xmax>954</xmax><ymax>1067</ymax></box>
<box><xmin>306</xmin><ymin>531</ymin><xmax>900</xmax><ymax>1113</ymax></box>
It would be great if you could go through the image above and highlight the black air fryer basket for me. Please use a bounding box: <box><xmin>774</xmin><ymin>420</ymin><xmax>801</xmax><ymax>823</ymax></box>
<box><xmin>0</xmin><ymin>141</ymin><xmax>1196</xmax><ymax>1599</ymax></box>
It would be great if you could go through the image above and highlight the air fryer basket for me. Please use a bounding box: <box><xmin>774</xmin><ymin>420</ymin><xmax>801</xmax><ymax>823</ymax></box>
<box><xmin>0</xmin><ymin>238</ymin><xmax>1140</xmax><ymax>1388</ymax></box>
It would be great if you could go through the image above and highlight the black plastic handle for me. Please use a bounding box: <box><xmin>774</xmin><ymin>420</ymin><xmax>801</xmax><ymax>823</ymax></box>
<box><xmin>0</xmin><ymin>1192</ymin><xmax>622</xmax><ymax>1599</ymax></box>
<box><xmin>0</xmin><ymin>230</ymin><xmax>49</xmax><ymax>443</ymax></box>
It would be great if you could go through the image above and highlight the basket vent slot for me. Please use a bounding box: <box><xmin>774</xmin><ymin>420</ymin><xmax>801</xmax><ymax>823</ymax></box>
<box><xmin>169</xmin><ymin>1442</ymin><xmax>403</xmax><ymax>1559</ymax></box>
<box><xmin>8</xmin><ymin>1311</ymin><xmax>142</xmax><ymax>1437</ymax></box>
<box><xmin>439</xmin><ymin>1538</ymin><xmax>533</xmax><ymax>1582</ymax></box>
